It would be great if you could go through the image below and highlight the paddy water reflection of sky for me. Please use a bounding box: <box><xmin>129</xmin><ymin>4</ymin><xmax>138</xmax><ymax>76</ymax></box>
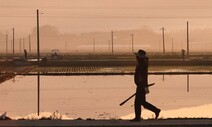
<box><xmin>0</xmin><ymin>75</ymin><xmax>211</xmax><ymax>119</ymax></box>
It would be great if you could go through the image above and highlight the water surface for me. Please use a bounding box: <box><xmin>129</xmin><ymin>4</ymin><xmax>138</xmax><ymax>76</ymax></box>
<box><xmin>0</xmin><ymin>75</ymin><xmax>211</xmax><ymax>119</ymax></box>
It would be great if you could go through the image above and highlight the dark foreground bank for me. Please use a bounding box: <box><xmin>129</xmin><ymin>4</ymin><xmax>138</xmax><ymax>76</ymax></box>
<box><xmin>0</xmin><ymin>119</ymin><xmax>211</xmax><ymax>127</ymax></box>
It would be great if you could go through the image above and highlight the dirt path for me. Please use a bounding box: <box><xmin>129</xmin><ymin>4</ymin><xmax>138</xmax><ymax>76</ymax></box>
<box><xmin>0</xmin><ymin>119</ymin><xmax>211</xmax><ymax>127</ymax></box>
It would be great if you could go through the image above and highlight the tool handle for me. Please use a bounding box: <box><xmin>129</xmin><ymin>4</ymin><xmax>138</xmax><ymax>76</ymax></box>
<box><xmin>119</xmin><ymin>93</ymin><xmax>136</xmax><ymax>106</ymax></box>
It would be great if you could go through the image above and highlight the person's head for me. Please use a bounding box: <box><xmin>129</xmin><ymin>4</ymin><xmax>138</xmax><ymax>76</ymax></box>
<box><xmin>135</xmin><ymin>49</ymin><xmax>146</xmax><ymax>59</ymax></box>
<box><xmin>135</xmin><ymin>49</ymin><xmax>148</xmax><ymax>65</ymax></box>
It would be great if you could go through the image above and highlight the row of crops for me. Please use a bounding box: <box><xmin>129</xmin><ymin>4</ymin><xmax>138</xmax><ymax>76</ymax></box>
<box><xmin>26</xmin><ymin>66</ymin><xmax>135</xmax><ymax>75</ymax></box>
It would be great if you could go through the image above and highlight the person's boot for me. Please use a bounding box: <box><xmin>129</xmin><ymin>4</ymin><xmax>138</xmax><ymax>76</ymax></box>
<box><xmin>130</xmin><ymin>117</ymin><xmax>141</xmax><ymax>122</ymax></box>
<box><xmin>131</xmin><ymin>103</ymin><xmax>141</xmax><ymax>122</ymax></box>
<box><xmin>155</xmin><ymin>109</ymin><xmax>161</xmax><ymax>119</ymax></box>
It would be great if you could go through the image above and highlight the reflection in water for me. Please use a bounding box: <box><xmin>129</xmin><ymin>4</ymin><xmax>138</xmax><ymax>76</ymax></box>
<box><xmin>187</xmin><ymin>74</ymin><xmax>189</xmax><ymax>92</ymax></box>
<box><xmin>37</xmin><ymin>73</ymin><xmax>40</xmax><ymax>116</ymax></box>
<box><xmin>0</xmin><ymin>75</ymin><xmax>211</xmax><ymax>119</ymax></box>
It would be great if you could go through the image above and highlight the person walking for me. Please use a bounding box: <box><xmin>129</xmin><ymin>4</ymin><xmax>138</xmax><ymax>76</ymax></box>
<box><xmin>131</xmin><ymin>49</ymin><xmax>161</xmax><ymax>122</ymax></box>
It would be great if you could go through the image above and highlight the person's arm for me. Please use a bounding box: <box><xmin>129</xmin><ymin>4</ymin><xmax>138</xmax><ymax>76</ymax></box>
<box><xmin>144</xmin><ymin>57</ymin><xmax>149</xmax><ymax>93</ymax></box>
<box><xmin>134</xmin><ymin>66</ymin><xmax>141</xmax><ymax>86</ymax></box>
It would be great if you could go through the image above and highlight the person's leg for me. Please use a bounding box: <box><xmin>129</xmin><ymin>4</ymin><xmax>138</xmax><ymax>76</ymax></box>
<box><xmin>142</xmin><ymin>98</ymin><xmax>161</xmax><ymax>119</ymax></box>
<box><xmin>134</xmin><ymin>98</ymin><xmax>141</xmax><ymax>119</ymax></box>
<box><xmin>131</xmin><ymin>88</ymin><xmax>142</xmax><ymax>121</ymax></box>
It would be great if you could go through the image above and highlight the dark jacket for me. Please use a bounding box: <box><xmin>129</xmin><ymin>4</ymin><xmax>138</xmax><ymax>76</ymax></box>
<box><xmin>134</xmin><ymin>57</ymin><xmax>148</xmax><ymax>88</ymax></box>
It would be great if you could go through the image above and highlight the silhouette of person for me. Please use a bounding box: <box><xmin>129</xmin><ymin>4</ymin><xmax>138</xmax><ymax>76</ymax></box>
<box><xmin>24</xmin><ymin>49</ymin><xmax>28</xmax><ymax>60</ymax></box>
<box><xmin>181</xmin><ymin>49</ymin><xmax>185</xmax><ymax>61</ymax></box>
<box><xmin>131</xmin><ymin>49</ymin><xmax>161</xmax><ymax>122</ymax></box>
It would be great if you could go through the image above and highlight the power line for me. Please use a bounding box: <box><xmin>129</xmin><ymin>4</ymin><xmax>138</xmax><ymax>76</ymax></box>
<box><xmin>2</xmin><ymin>5</ymin><xmax>212</xmax><ymax>10</ymax></box>
<box><xmin>2</xmin><ymin>14</ymin><xmax>212</xmax><ymax>19</ymax></box>
<box><xmin>2</xmin><ymin>10</ymin><xmax>212</xmax><ymax>19</ymax></box>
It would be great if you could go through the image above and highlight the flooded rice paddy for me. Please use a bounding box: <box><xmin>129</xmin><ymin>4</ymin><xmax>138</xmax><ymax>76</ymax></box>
<box><xmin>0</xmin><ymin>74</ymin><xmax>211</xmax><ymax>119</ymax></box>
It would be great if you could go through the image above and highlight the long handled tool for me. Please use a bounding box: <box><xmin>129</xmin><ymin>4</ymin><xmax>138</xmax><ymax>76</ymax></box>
<box><xmin>119</xmin><ymin>93</ymin><xmax>136</xmax><ymax>106</ymax></box>
<box><xmin>119</xmin><ymin>83</ymin><xmax>155</xmax><ymax>106</ymax></box>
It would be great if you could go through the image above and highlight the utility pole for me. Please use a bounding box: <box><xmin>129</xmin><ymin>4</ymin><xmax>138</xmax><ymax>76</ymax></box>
<box><xmin>37</xmin><ymin>9</ymin><xmax>40</xmax><ymax>62</ymax></box>
<box><xmin>36</xmin><ymin>9</ymin><xmax>40</xmax><ymax>117</ymax></box>
<box><xmin>111</xmin><ymin>31</ymin><xmax>114</xmax><ymax>54</ymax></box>
<box><xmin>6</xmin><ymin>34</ymin><xmax>8</xmax><ymax>56</ymax></box>
<box><xmin>19</xmin><ymin>39</ymin><xmax>22</xmax><ymax>53</ymax></box>
<box><xmin>172</xmin><ymin>38</ymin><xmax>174</xmax><ymax>54</ymax></box>
<box><xmin>187</xmin><ymin>21</ymin><xmax>189</xmax><ymax>58</ymax></box>
<box><xmin>93</xmin><ymin>38</ymin><xmax>95</xmax><ymax>53</ymax></box>
<box><xmin>161</xmin><ymin>27</ymin><xmax>165</xmax><ymax>55</ymax></box>
<box><xmin>12</xmin><ymin>28</ymin><xmax>15</xmax><ymax>56</ymax></box>
<box><xmin>23</xmin><ymin>38</ymin><xmax>25</xmax><ymax>50</ymax></box>
<box><xmin>29</xmin><ymin>35</ymin><xmax>31</xmax><ymax>55</ymax></box>
<box><xmin>131</xmin><ymin>34</ymin><xmax>134</xmax><ymax>53</ymax></box>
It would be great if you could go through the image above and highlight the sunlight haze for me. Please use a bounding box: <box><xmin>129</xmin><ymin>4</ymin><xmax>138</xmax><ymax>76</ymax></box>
<box><xmin>1</xmin><ymin>0</ymin><xmax>212</xmax><ymax>53</ymax></box>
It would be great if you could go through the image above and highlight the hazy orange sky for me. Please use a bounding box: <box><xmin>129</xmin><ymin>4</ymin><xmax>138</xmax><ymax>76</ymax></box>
<box><xmin>1</xmin><ymin>0</ymin><xmax>212</xmax><ymax>35</ymax></box>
